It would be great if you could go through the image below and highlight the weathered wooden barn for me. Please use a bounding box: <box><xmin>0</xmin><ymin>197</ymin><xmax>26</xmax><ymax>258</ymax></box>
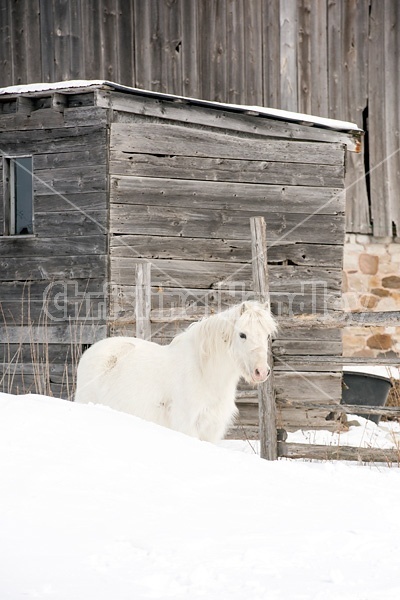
<box><xmin>0</xmin><ymin>80</ymin><xmax>361</xmax><ymax>434</ymax></box>
<box><xmin>0</xmin><ymin>0</ymin><xmax>398</xmax><ymax>239</ymax></box>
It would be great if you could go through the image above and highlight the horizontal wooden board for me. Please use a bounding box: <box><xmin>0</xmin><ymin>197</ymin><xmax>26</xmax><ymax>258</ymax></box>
<box><xmin>33</xmin><ymin>166</ymin><xmax>107</xmax><ymax>196</ymax></box>
<box><xmin>33</xmin><ymin>146</ymin><xmax>107</xmax><ymax>170</ymax></box>
<box><xmin>0</xmin><ymin>324</ymin><xmax>107</xmax><ymax>344</ymax></box>
<box><xmin>34</xmin><ymin>211</ymin><xmax>107</xmax><ymax>236</ymax></box>
<box><xmin>0</xmin><ymin>279</ymin><xmax>107</xmax><ymax>301</ymax></box>
<box><xmin>0</xmin><ymin>109</ymin><xmax>65</xmax><ymax>131</ymax></box>
<box><xmin>273</xmin><ymin>372</ymin><xmax>342</xmax><ymax>403</ymax></box>
<box><xmin>64</xmin><ymin>106</ymin><xmax>109</xmax><ymax>127</ymax></box>
<box><xmin>96</xmin><ymin>90</ymin><xmax>358</xmax><ymax>151</ymax></box>
<box><xmin>34</xmin><ymin>192</ymin><xmax>107</xmax><ymax>213</ymax></box>
<box><xmin>0</xmin><ymin>343</ymin><xmax>83</xmax><ymax>365</ymax></box>
<box><xmin>273</xmin><ymin>340</ymin><xmax>343</xmax><ymax>358</ymax></box>
<box><xmin>236</xmin><ymin>403</ymin><xmax>343</xmax><ymax>432</ymax></box>
<box><xmin>0</xmin><ymin>235</ymin><xmax>107</xmax><ymax>257</ymax></box>
<box><xmin>0</xmin><ymin>125</ymin><xmax>106</xmax><ymax>154</ymax></box>
<box><xmin>0</xmin><ymin>254</ymin><xmax>107</xmax><ymax>281</ymax></box>
<box><xmin>109</xmin><ymin>176</ymin><xmax>345</xmax><ymax>215</ymax></box>
<box><xmin>0</xmin><ymin>106</ymin><xmax>108</xmax><ymax>132</ymax></box>
<box><xmin>0</xmin><ymin>297</ymin><xmax>107</xmax><ymax>325</ymax></box>
<box><xmin>110</xmin><ymin>122</ymin><xmax>345</xmax><ymax>165</ymax></box>
<box><xmin>109</xmin><ymin>153</ymin><xmax>344</xmax><ymax>187</ymax></box>
<box><xmin>0</xmin><ymin>372</ymin><xmax>73</xmax><ymax>399</ymax></box>
<box><xmin>110</xmin><ymin>204</ymin><xmax>345</xmax><ymax>244</ymax></box>
<box><xmin>277</xmin><ymin>443</ymin><xmax>400</xmax><ymax>462</ymax></box>
<box><xmin>110</xmin><ymin>234</ymin><xmax>343</xmax><ymax>267</ymax></box>
<box><xmin>110</xmin><ymin>256</ymin><xmax>342</xmax><ymax>292</ymax></box>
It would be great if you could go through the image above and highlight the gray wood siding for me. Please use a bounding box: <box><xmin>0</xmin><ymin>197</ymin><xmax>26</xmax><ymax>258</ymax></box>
<box><xmin>0</xmin><ymin>97</ymin><xmax>109</xmax><ymax>397</ymax></box>
<box><xmin>108</xmin><ymin>95</ymin><xmax>346</xmax><ymax>430</ymax></box>
<box><xmin>0</xmin><ymin>0</ymin><xmax>398</xmax><ymax>236</ymax></box>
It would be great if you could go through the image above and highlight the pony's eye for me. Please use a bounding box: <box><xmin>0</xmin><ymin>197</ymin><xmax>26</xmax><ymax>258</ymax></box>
<box><xmin>239</xmin><ymin>332</ymin><xmax>247</xmax><ymax>339</ymax></box>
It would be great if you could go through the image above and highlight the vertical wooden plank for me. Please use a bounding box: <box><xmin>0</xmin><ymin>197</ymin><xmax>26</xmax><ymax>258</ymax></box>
<box><xmin>160</xmin><ymin>0</ymin><xmax>182</xmax><ymax>95</ymax></box>
<box><xmin>227</xmin><ymin>0</ymin><xmax>245</xmax><ymax>104</ymax></box>
<box><xmin>134</xmin><ymin>0</ymin><xmax>162</xmax><ymax>91</ymax></box>
<box><xmin>250</xmin><ymin>217</ymin><xmax>277</xmax><ymax>461</ymax></box>
<box><xmin>116</xmin><ymin>0</ymin><xmax>135</xmax><ymax>86</ymax></box>
<box><xmin>384</xmin><ymin>0</ymin><xmax>400</xmax><ymax>237</ymax></box>
<box><xmin>310</xmin><ymin>0</ymin><xmax>328</xmax><ymax>116</ymax></box>
<box><xmin>341</xmin><ymin>0</ymin><xmax>370</xmax><ymax>234</ymax></box>
<box><xmin>244</xmin><ymin>0</ymin><xmax>264</xmax><ymax>106</ymax></box>
<box><xmin>181</xmin><ymin>0</ymin><xmax>199</xmax><ymax>97</ymax></box>
<box><xmin>53</xmin><ymin>0</ymin><xmax>71</xmax><ymax>81</ymax></box>
<box><xmin>369</xmin><ymin>0</ymin><xmax>390</xmax><ymax>236</ymax></box>
<box><xmin>39</xmin><ymin>0</ymin><xmax>55</xmax><ymax>82</ymax></box>
<box><xmin>10</xmin><ymin>0</ymin><xmax>29</xmax><ymax>85</ymax></box>
<box><xmin>279</xmin><ymin>0</ymin><xmax>298</xmax><ymax>111</ymax></box>
<box><xmin>262</xmin><ymin>0</ymin><xmax>280</xmax><ymax>108</ymax></box>
<box><xmin>23</xmin><ymin>0</ymin><xmax>42</xmax><ymax>83</ymax></box>
<box><xmin>297</xmin><ymin>0</ymin><xmax>311</xmax><ymax>115</ymax></box>
<box><xmin>198</xmin><ymin>0</ymin><xmax>227</xmax><ymax>102</ymax></box>
<box><xmin>69</xmin><ymin>0</ymin><xmax>82</xmax><ymax>79</ymax></box>
<box><xmin>0</xmin><ymin>0</ymin><xmax>13</xmax><ymax>85</ymax></box>
<box><xmin>135</xmin><ymin>263</ymin><xmax>151</xmax><ymax>341</ymax></box>
<box><xmin>327</xmin><ymin>0</ymin><xmax>343</xmax><ymax>120</ymax></box>
<box><xmin>100</xmin><ymin>0</ymin><xmax>119</xmax><ymax>81</ymax></box>
<box><xmin>80</xmin><ymin>0</ymin><xmax>97</xmax><ymax>78</ymax></box>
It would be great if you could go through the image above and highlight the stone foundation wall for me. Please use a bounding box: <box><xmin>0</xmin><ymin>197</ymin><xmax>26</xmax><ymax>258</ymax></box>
<box><xmin>343</xmin><ymin>234</ymin><xmax>400</xmax><ymax>358</ymax></box>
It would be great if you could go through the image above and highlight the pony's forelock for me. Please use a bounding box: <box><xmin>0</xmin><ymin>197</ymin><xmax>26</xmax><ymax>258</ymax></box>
<box><xmin>186</xmin><ymin>301</ymin><xmax>277</xmax><ymax>368</ymax></box>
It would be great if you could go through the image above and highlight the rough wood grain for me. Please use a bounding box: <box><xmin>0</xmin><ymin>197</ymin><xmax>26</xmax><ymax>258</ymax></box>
<box><xmin>250</xmin><ymin>216</ymin><xmax>277</xmax><ymax>460</ymax></box>
<box><xmin>0</xmin><ymin>324</ymin><xmax>107</xmax><ymax>345</ymax></box>
<box><xmin>135</xmin><ymin>262</ymin><xmax>151</xmax><ymax>341</ymax></box>
<box><xmin>0</xmin><ymin>255</ymin><xmax>107</xmax><ymax>281</ymax></box>
<box><xmin>110</xmin><ymin>234</ymin><xmax>343</xmax><ymax>267</ymax></box>
<box><xmin>110</xmin><ymin>122</ymin><xmax>345</xmax><ymax>165</ymax></box>
<box><xmin>110</xmin><ymin>204</ymin><xmax>345</xmax><ymax>244</ymax></box>
<box><xmin>278</xmin><ymin>443</ymin><xmax>400</xmax><ymax>464</ymax></box>
<box><xmin>110</xmin><ymin>256</ymin><xmax>342</xmax><ymax>292</ymax></box>
<box><xmin>96</xmin><ymin>90</ymin><xmax>358</xmax><ymax>150</ymax></box>
<box><xmin>113</xmin><ymin>155</ymin><xmax>344</xmax><ymax>187</ymax></box>
<box><xmin>109</xmin><ymin>175</ymin><xmax>345</xmax><ymax>215</ymax></box>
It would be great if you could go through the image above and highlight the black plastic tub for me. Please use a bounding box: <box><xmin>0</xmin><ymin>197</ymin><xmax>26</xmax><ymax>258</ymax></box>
<box><xmin>341</xmin><ymin>371</ymin><xmax>392</xmax><ymax>425</ymax></box>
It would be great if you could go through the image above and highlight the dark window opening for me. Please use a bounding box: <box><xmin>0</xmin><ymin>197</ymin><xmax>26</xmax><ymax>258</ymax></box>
<box><xmin>3</xmin><ymin>156</ymin><xmax>34</xmax><ymax>235</ymax></box>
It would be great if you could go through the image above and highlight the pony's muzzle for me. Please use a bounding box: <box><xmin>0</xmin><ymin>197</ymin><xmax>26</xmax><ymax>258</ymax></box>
<box><xmin>253</xmin><ymin>366</ymin><xmax>270</xmax><ymax>383</ymax></box>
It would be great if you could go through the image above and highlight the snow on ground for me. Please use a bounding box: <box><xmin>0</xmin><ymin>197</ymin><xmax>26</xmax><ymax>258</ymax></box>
<box><xmin>1</xmin><ymin>392</ymin><xmax>400</xmax><ymax>600</ymax></box>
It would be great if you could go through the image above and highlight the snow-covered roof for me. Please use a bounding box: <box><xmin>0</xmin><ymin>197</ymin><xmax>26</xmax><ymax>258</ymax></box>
<box><xmin>0</xmin><ymin>79</ymin><xmax>362</xmax><ymax>133</ymax></box>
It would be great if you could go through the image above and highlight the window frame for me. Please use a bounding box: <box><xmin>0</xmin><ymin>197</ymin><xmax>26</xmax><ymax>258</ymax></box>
<box><xmin>3</xmin><ymin>154</ymin><xmax>35</xmax><ymax>237</ymax></box>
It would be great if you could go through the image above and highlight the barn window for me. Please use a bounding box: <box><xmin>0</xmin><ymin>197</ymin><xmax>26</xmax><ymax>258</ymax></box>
<box><xmin>3</xmin><ymin>156</ymin><xmax>34</xmax><ymax>235</ymax></box>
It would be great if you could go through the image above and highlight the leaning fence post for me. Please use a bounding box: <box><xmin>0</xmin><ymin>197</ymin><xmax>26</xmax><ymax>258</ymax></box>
<box><xmin>250</xmin><ymin>216</ymin><xmax>278</xmax><ymax>460</ymax></box>
<box><xmin>135</xmin><ymin>262</ymin><xmax>151</xmax><ymax>340</ymax></box>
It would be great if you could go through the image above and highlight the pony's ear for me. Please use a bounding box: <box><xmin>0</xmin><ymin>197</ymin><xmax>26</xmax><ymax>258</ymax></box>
<box><xmin>240</xmin><ymin>302</ymin><xmax>248</xmax><ymax>315</ymax></box>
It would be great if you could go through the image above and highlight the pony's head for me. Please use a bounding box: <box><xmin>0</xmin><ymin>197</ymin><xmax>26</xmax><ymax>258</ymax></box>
<box><xmin>226</xmin><ymin>301</ymin><xmax>278</xmax><ymax>385</ymax></box>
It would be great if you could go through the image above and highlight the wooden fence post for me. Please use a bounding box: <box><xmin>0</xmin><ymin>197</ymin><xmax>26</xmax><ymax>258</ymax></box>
<box><xmin>250</xmin><ymin>217</ymin><xmax>278</xmax><ymax>460</ymax></box>
<box><xmin>135</xmin><ymin>262</ymin><xmax>151</xmax><ymax>340</ymax></box>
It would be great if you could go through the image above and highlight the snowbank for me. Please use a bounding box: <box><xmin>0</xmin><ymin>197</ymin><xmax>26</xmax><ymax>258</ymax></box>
<box><xmin>1</xmin><ymin>392</ymin><xmax>399</xmax><ymax>600</ymax></box>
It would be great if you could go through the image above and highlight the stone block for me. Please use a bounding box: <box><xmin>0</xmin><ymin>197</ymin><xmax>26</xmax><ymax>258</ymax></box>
<box><xmin>358</xmin><ymin>253</ymin><xmax>379</xmax><ymax>275</ymax></box>
<box><xmin>360</xmin><ymin>294</ymin><xmax>379</xmax><ymax>309</ymax></box>
<box><xmin>366</xmin><ymin>333</ymin><xmax>393</xmax><ymax>350</ymax></box>
<box><xmin>382</xmin><ymin>275</ymin><xmax>400</xmax><ymax>289</ymax></box>
<box><xmin>371</xmin><ymin>287</ymin><xmax>390</xmax><ymax>297</ymax></box>
<box><xmin>356</xmin><ymin>234</ymin><xmax>373</xmax><ymax>245</ymax></box>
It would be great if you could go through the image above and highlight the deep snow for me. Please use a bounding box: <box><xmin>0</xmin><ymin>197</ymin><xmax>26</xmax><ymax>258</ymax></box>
<box><xmin>1</xmin><ymin>392</ymin><xmax>400</xmax><ymax>600</ymax></box>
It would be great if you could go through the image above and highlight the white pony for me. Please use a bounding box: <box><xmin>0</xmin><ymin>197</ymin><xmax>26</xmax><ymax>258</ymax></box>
<box><xmin>75</xmin><ymin>301</ymin><xmax>277</xmax><ymax>442</ymax></box>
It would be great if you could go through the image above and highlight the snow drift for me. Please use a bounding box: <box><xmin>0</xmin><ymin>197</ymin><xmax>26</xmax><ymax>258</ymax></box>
<box><xmin>1</xmin><ymin>392</ymin><xmax>399</xmax><ymax>600</ymax></box>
